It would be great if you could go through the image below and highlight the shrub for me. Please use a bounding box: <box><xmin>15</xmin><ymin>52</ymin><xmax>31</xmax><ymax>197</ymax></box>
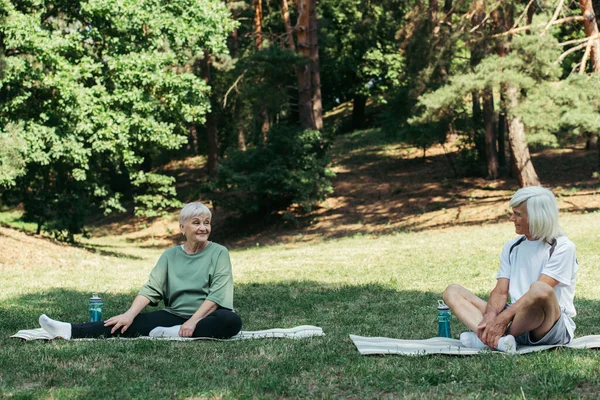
<box><xmin>210</xmin><ymin>126</ymin><xmax>334</xmax><ymax>216</ymax></box>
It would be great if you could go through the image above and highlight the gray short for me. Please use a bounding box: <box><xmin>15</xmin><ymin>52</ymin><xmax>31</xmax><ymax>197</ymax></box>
<box><xmin>513</xmin><ymin>313</ymin><xmax>572</xmax><ymax>346</ymax></box>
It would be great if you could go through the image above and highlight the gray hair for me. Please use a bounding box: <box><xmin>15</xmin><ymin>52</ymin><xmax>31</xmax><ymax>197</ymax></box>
<box><xmin>509</xmin><ymin>186</ymin><xmax>564</xmax><ymax>242</ymax></box>
<box><xmin>179</xmin><ymin>202</ymin><xmax>212</xmax><ymax>225</ymax></box>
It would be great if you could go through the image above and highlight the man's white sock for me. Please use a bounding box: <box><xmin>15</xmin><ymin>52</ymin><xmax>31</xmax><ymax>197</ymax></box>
<box><xmin>460</xmin><ymin>331</ymin><xmax>517</xmax><ymax>353</ymax></box>
<box><xmin>39</xmin><ymin>314</ymin><xmax>72</xmax><ymax>340</ymax></box>
<box><xmin>459</xmin><ymin>331</ymin><xmax>489</xmax><ymax>349</ymax></box>
<box><xmin>496</xmin><ymin>335</ymin><xmax>517</xmax><ymax>354</ymax></box>
<box><xmin>149</xmin><ymin>325</ymin><xmax>181</xmax><ymax>338</ymax></box>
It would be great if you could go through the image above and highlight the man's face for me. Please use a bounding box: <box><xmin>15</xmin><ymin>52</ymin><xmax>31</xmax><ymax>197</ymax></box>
<box><xmin>509</xmin><ymin>202</ymin><xmax>531</xmax><ymax>238</ymax></box>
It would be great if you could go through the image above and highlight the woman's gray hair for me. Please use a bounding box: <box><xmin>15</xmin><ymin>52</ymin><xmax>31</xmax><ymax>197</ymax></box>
<box><xmin>179</xmin><ymin>202</ymin><xmax>212</xmax><ymax>225</ymax></box>
<box><xmin>509</xmin><ymin>186</ymin><xmax>564</xmax><ymax>242</ymax></box>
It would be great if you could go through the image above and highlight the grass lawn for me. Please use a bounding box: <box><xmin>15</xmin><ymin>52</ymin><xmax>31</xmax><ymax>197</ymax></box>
<box><xmin>1</xmin><ymin>212</ymin><xmax>600</xmax><ymax>399</ymax></box>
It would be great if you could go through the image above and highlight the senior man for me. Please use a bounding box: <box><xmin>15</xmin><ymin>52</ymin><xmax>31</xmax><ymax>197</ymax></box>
<box><xmin>443</xmin><ymin>186</ymin><xmax>578</xmax><ymax>353</ymax></box>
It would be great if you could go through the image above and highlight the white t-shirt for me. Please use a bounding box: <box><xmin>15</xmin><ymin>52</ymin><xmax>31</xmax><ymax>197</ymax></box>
<box><xmin>496</xmin><ymin>235</ymin><xmax>578</xmax><ymax>338</ymax></box>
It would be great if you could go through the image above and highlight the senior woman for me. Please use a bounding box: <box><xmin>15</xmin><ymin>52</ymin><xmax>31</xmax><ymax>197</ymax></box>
<box><xmin>38</xmin><ymin>202</ymin><xmax>242</xmax><ymax>339</ymax></box>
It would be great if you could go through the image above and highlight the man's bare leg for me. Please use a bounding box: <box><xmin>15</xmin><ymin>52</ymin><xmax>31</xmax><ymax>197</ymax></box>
<box><xmin>442</xmin><ymin>284</ymin><xmax>487</xmax><ymax>330</ymax></box>
<box><xmin>507</xmin><ymin>281</ymin><xmax>561</xmax><ymax>341</ymax></box>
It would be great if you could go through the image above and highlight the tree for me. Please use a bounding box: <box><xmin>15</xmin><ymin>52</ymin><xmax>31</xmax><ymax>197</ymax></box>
<box><xmin>319</xmin><ymin>0</ymin><xmax>406</xmax><ymax>130</ymax></box>
<box><xmin>580</xmin><ymin>0</ymin><xmax>600</xmax><ymax>72</ymax></box>
<box><xmin>0</xmin><ymin>0</ymin><xmax>234</xmax><ymax>239</ymax></box>
<box><xmin>296</xmin><ymin>0</ymin><xmax>318</xmax><ymax>130</ymax></box>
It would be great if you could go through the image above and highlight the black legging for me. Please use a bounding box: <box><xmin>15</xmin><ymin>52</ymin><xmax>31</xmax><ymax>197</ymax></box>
<box><xmin>71</xmin><ymin>309</ymin><xmax>242</xmax><ymax>339</ymax></box>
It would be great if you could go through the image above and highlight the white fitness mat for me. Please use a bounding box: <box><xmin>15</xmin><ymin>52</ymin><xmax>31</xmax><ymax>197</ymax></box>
<box><xmin>350</xmin><ymin>334</ymin><xmax>600</xmax><ymax>356</ymax></box>
<box><xmin>11</xmin><ymin>325</ymin><xmax>325</xmax><ymax>341</ymax></box>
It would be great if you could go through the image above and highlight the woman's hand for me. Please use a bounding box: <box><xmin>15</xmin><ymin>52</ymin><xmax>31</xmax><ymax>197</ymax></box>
<box><xmin>104</xmin><ymin>313</ymin><xmax>135</xmax><ymax>334</ymax></box>
<box><xmin>179</xmin><ymin>319</ymin><xmax>199</xmax><ymax>337</ymax></box>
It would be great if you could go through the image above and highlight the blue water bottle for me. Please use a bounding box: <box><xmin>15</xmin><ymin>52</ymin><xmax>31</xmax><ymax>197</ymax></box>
<box><xmin>89</xmin><ymin>293</ymin><xmax>103</xmax><ymax>322</ymax></box>
<box><xmin>437</xmin><ymin>300</ymin><xmax>451</xmax><ymax>338</ymax></box>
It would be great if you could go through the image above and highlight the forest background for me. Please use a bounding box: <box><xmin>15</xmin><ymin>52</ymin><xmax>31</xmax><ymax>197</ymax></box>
<box><xmin>0</xmin><ymin>0</ymin><xmax>599</xmax><ymax>241</ymax></box>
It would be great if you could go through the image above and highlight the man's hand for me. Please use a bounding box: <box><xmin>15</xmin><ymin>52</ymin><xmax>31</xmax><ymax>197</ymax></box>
<box><xmin>179</xmin><ymin>319</ymin><xmax>199</xmax><ymax>337</ymax></box>
<box><xmin>475</xmin><ymin>312</ymin><xmax>496</xmax><ymax>339</ymax></box>
<box><xmin>480</xmin><ymin>319</ymin><xmax>508</xmax><ymax>349</ymax></box>
<box><xmin>104</xmin><ymin>312</ymin><xmax>135</xmax><ymax>334</ymax></box>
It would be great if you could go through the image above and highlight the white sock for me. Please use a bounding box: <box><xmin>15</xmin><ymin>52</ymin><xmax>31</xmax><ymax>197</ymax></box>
<box><xmin>149</xmin><ymin>325</ymin><xmax>181</xmax><ymax>338</ymax></box>
<box><xmin>496</xmin><ymin>335</ymin><xmax>517</xmax><ymax>354</ymax></box>
<box><xmin>459</xmin><ymin>331</ymin><xmax>489</xmax><ymax>349</ymax></box>
<box><xmin>39</xmin><ymin>314</ymin><xmax>72</xmax><ymax>340</ymax></box>
<box><xmin>460</xmin><ymin>331</ymin><xmax>517</xmax><ymax>353</ymax></box>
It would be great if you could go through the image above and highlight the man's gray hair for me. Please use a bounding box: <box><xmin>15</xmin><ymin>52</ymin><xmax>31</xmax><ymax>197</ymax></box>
<box><xmin>179</xmin><ymin>202</ymin><xmax>212</xmax><ymax>225</ymax></box>
<box><xmin>509</xmin><ymin>186</ymin><xmax>564</xmax><ymax>242</ymax></box>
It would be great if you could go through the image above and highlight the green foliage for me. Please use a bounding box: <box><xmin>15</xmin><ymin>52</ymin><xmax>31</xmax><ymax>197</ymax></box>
<box><xmin>210</xmin><ymin>126</ymin><xmax>334</xmax><ymax>216</ymax></box>
<box><xmin>518</xmin><ymin>74</ymin><xmax>600</xmax><ymax>143</ymax></box>
<box><xmin>0</xmin><ymin>122</ymin><xmax>27</xmax><ymax>187</ymax></box>
<box><xmin>132</xmin><ymin>172</ymin><xmax>182</xmax><ymax>218</ymax></box>
<box><xmin>0</xmin><ymin>0</ymin><xmax>234</xmax><ymax>238</ymax></box>
<box><xmin>410</xmin><ymin>33</ymin><xmax>573</xmax><ymax>152</ymax></box>
<box><xmin>319</xmin><ymin>0</ymin><xmax>407</xmax><ymax>109</ymax></box>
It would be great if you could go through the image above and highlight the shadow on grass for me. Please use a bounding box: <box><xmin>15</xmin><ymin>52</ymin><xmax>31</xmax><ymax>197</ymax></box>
<box><xmin>1</xmin><ymin>284</ymin><xmax>445</xmax><ymax>339</ymax></box>
<box><xmin>72</xmin><ymin>243</ymin><xmax>146</xmax><ymax>260</ymax></box>
<box><xmin>2</xmin><ymin>285</ymin><xmax>600</xmax><ymax>399</ymax></box>
<box><xmin>3</xmin><ymin>284</ymin><xmax>600</xmax><ymax>339</ymax></box>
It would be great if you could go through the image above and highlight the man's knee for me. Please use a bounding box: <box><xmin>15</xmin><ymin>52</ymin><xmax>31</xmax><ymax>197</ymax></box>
<box><xmin>442</xmin><ymin>283</ymin><xmax>464</xmax><ymax>303</ymax></box>
<box><xmin>527</xmin><ymin>281</ymin><xmax>555</xmax><ymax>304</ymax></box>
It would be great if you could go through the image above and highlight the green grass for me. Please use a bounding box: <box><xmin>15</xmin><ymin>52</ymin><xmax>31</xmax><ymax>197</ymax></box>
<box><xmin>0</xmin><ymin>209</ymin><xmax>37</xmax><ymax>233</ymax></box>
<box><xmin>1</xmin><ymin>212</ymin><xmax>600</xmax><ymax>399</ymax></box>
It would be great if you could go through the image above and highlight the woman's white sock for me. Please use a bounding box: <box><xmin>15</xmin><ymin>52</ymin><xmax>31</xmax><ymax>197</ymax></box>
<box><xmin>39</xmin><ymin>314</ymin><xmax>72</xmax><ymax>340</ymax></box>
<box><xmin>149</xmin><ymin>325</ymin><xmax>181</xmax><ymax>338</ymax></box>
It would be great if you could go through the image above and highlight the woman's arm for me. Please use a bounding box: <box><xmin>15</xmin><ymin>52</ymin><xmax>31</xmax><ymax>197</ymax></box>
<box><xmin>178</xmin><ymin>299</ymin><xmax>218</xmax><ymax>337</ymax></box>
<box><xmin>104</xmin><ymin>295</ymin><xmax>151</xmax><ymax>334</ymax></box>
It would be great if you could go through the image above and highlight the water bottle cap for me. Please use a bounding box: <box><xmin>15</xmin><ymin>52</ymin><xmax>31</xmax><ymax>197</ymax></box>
<box><xmin>90</xmin><ymin>293</ymin><xmax>101</xmax><ymax>300</ymax></box>
<box><xmin>437</xmin><ymin>300</ymin><xmax>449</xmax><ymax>310</ymax></box>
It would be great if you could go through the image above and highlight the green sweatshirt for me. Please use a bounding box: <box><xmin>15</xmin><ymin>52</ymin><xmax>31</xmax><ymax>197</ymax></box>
<box><xmin>139</xmin><ymin>242</ymin><xmax>234</xmax><ymax>317</ymax></box>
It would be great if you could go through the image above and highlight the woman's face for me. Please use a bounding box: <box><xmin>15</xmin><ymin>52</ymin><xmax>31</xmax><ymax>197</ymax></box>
<box><xmin>180</xmin><ymin>214</ymin><xmax>212</xmax><ymax>245</ymax></box>
<box><xmin>509</xmin><ymin>202</ymin><xmax>531</xmax><ymax>238</ymax></box>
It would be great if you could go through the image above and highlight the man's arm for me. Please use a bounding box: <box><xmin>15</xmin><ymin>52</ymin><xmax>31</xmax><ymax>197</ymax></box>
<box><xmin>482</xmin><ymin>274</ymin><xmax>559</xmax><ymax>347</ymax></box>
<box><xmin>477</xmin><ymin>278</ymin><xmax>509</xmax><ymax>344</ymax></box>
<box><xmin>485</xmin><ymin>278</ymin><xmax>510</xmax><ymax>317</ymax></box>
<box><xmin>493</xmin><ymin>274</ymin><xmax>559</xmax><ymax>327</ymax></box>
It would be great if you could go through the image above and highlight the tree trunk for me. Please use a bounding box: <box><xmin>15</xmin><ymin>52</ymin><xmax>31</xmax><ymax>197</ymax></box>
<box><xmin>281</xmin><ymin>0</ymin><xmax>301</xmax><ymax>125</ymax></box>
<box><xmin>497</xmin><ymin>86</ymin><xmax>507</xmax><ymax>169</ymax></box>
<box><xmin>526</xmin><ymin>0</ymin><xmax>535</xmax><ymax>34</ymax></box>
<box><xmin>444</xmin><ymin>0</ymin><xmax>452</xmax><ymax>13</ymax></box>
<box><xmin>187</xmin><ymin>123</ymin><xmax>198</xmax><ymax>155</ymax></box>
<box><xmin>494</xmin><ymin>3</ymin><xmax>512</xmax><ymax>172</ymax></box>
<box><xmin>471</xmin><ymin>90</ymin><xmax>485</xmax><ymax>160</ymax></box>
<box><xmin>308</xmin><ymin>0</ymin><xmax>323</xmax><ymax>130</ymax></box>
<box><xmin>506</xmin><ymin>84</ymin><xmax>540</xmax><ymax>187</ymax></box>
<box><xmin>237</xmin><ymin>123</ymin><xmax>247</xmax><ymax>151</ymax></box>
<box><xmin>352</xmin><ymin>94</ymin><xmax>367</xmax><ymax>130</ymax></box>
<box><xmin>482</xmin><ymin>87</ymin><xmax>499</xmax><ymax>179</ymax></box>
<box><xmin>429</xmin><ymin>0</ymin><xmax>439</xmax><ymax>29</ymax></box>
<box><xmin>254</xmin><ymin>0</ymin><xmax>264</xmax><ymax>50</ymax></box>
<box><xmin>200</xmin><ymin>52</ymin><xmax>219</xmax><ymax>176</ymax></box>
<box><xmin>205</xmin><ymin>110</ymin><xmax>219</xmax><ymax>177</ymax></box>
<box><xmin>281</xmin><ymin>0</ymin><xmax>296</xmax><ymax>51</ymax></box>
<box><xmin>470</xmin><ymin>0</ymin><xmax>486</xmax><ymax>163</ymax></box>
<box><xmin>296</xmin><ymin>0</ymin><xmax>314</xmax><ymax>130</ymax></box>
<box><xmin>230</xmin><ymin>25</ymin><xmax>239</xmax><ymax>58</ymax></box>
<box><xmin>254</xmin><ymin>0</ymin><xmax>270</xmax><ymax>140</ymax></box>
<box><xmin>580</xmin><ymin>0</ymin><xmax>600</xmax><ymax>72</ymax></box>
